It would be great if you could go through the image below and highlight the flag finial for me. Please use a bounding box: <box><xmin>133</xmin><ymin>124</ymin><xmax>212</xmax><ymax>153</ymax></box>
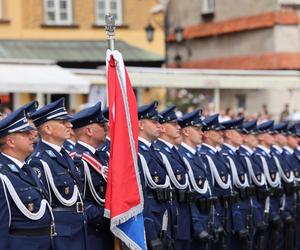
<box><xmin>105</xmin><ymin>14</ymin><xmax>116</xmax><ymax>51</ymax></box>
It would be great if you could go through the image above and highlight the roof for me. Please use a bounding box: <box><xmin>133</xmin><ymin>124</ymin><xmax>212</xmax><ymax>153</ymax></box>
<box><xmin>0</xmin><ymin>61</ymin><xmax>89</xmax><ymax>93</ymax></box>
<box><xmin>69</xmin><ymin>67</ymin><xmax>300</xmax><ymax>89</ymax></box>
<box><xmin>0</xmin><ymin>40</ymin><xmax>163</xmax><ymax>62</ymax></box>
<box><xmin>167</xmin><ymin>10</ymin><xmax>299</xmax><ymax>42</ymax></box>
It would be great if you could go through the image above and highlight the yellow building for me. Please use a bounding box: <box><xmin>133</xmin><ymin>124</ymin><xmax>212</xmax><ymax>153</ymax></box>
<box><xmin>0</xmin><ymin>0</ymin><xmax>165</xmax><ymax>110</ymax></box>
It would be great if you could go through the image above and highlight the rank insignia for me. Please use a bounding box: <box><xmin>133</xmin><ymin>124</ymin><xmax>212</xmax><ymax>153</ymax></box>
<box><xmin>257</xmin><ymin>175</ymin><xmax>261</xmax><ymax>181</ymax></box>
<box><xmin>64</xmin><ymin>186</ymin><xmax>70</xmax><ymax>195</ymax></box>
<box><xmin>154</xmin><ymin>175</ymin><xmax>160</xmax><ymax>183</ymax></box>
<box><xmin>176</xmin><ymin>174</ymin><xmax>182</xmax><ymax>181</ymax></box>
<box><xmin>271</xmin><ymin>173</ymin><xmax>275</xmax><ymax>180</ymax></box>
<box><xmin>141</xmin><ymin>145</ymin><xmax>149</xmax><ymax>151</ymax></box>
<box><xmin>27</xmin><ymin>202</ymin><xmax>34</xmax><ymax>212</ymax></box>
<box><xmin>221</xmin><ymin>175</ymin><xmax>226</xmax><ymax>182</ymax></box>
<box><xmin>286</xmin><ymin>171</ymin><xmax>290</xmax><ymax>178</ymax></box>
<box><xmin>198</xmin><ymin>179</ymin><xmax>203</xmax><ymax>186</ymax></box>
<box><xmin>295</xmin><ymin>171</ymin><xmax>299</xmax><ymax>177</ymax></box>
<box><xmin>46</xmin><ymin>150</ymin><xmax>56</xmax><ymax>158</ymax></box>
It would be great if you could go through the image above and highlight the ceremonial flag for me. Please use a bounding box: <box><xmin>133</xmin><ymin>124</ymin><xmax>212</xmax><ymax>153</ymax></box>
<box><xmin>104</xmin><ymin>49</ymin><xmax>146</xmax><ymax>250</ymax></box>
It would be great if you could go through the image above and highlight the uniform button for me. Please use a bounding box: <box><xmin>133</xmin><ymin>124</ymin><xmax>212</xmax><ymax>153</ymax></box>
<box><xmin>28</xmin><ymin>196</ymin><xmax>32</xmax><ymax>200</ymax></box>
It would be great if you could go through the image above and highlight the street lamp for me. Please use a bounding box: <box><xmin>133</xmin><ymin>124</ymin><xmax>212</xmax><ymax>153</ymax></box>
<box><xmin>174</xmin><ymin>53</ymin><xmax>182</xmax><ymax>68</ymax></box>
<box><xmin>145</xmin><ymin>23</ymin><xmax>155</xmax><ymax>42</ymax></box>
<box><xmin>175</xmin><ymin>26</ymin><xmax>184</xmax><ymax>43</ymax></box>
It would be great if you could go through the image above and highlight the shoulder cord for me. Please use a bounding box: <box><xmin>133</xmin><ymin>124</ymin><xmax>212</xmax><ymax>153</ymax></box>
<box><xmin>159</xmin><ymin>152</ymin><xmax>188</xmax><ymax>190</ymax></box>
<box><xmin>138</xmin><ymin>153</ymin><xmax>170</xmax><ymax>189</ymax></box>
<box><xmin>205</xmin><ymin>155</ymin><xmax>232</xmax><ymax>189</ymax></box>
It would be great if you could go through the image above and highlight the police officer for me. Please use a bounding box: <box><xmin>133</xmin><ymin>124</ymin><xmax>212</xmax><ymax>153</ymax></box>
<box><xmin>199</xmin><ymin>114</ymin><xmax>232</xmax><ymax>250</ymax></box>
<box><xmin>220</xmin><ymin>118</ymin><xmax>251</xmax><ymax>250</ymax></box>
<box><xmin>177</xmin><ymin>109</ymin><xmax>214</xmax><ymax>250</ymax></box>
<box><xmin>70</xmin><ymin>102</ymin><xmax>114</xmax><ymax>250</ymax></box>
<box><xmin>137</xmin><ymin>101</ymin><xmax>171</xmax><ymax>249</ymax></box>
<box><xmin>0</xmin><ymin>107</ymin><xmax>54</xmax><ymax>250</ymax></box>
<box><xmin>98</xmin><ymin>107</ymin><xmax>110</xmax><ymax>154</ymax></box>
<box><xmin>153</xmin><ymin>105</ymin><xmax>192</xmax><ymax>250</ymax></box>
<box><xmin>253</xmin><ymin>120</ymin><xmax>283</xmax><ymax>250</ymax></box>
<box><xmin>28</xmin><ymin>98</ymin><xmax>87</xmax><ymax>250</ymax></box>
<box><xmin>271</xmin><ymin>123</ymin><xmax>295</xmax><ymax>250</ymax></box>
<box><xmin>238</xmin><ymin>120</ymin><xmax>267</xmax><ymax>250</ymax></box>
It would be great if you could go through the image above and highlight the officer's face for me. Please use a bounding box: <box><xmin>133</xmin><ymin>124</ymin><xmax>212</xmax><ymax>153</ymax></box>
<box><xmin>90</xmin><ymin>123</ymin><xmax>107</xmax><ymax>145</ymax></box>
<box><xmin>190</xmin><ymin>126</ymin><xmax>203</xmax><ymax>145</ymax></box>
<box><xmin>205</xmin><ymin>130</ymin><xmax>222</xmax><ymax>146</ymax></box>
<box><xmin>243</xmin><ymin>134</ymin><xmax>258</xmax><ymax>148</ymax></box>
<box><xmin>287</xmin><ymin>135</ymin><xmax>298</xmax><ymax>149</ymax></box>
<box><xmin>274</xmin><ymin>134</ymin><xmax>287</xmax><ymax>147</ymax></box>
<box><xmin>161</xmin><ymin>121</ymin><xmax>181</xmax><ymax>145</ymax></box>
<box><xmin>226</xmin><ymin>130</ymin><xmax>243</xmax><ymax>146</ymax></box>
<box><xmin>47</xmin><ymin>120</ymin><xmax>73</xmax><ymax>142</ymax></box>
<box><xmin>139</xmin><ymin>119</ymin><xmax>161</xmax><ymax>141</ymax></box>
<box><xmin>7</xmin><ymin>130</ymin><xmax>35</xmax><ymax>160</ymax></box>
<box><xmin>261</xmin><ymin>133</ymin><xmax>274</xmax><ymax>146</ymax></box>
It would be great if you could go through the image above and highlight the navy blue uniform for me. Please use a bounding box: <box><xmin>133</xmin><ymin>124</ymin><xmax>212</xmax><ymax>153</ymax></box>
<box><xmin>199</xmin><ymin>144</ymin><xmax>232</xmax><ymax>249</ymax></box>
<box><xmin>153</xmin><ymin>139</ymin><xmax>191</xmax><ymax>250</ymax></box>
<box><xmin>73</xmin><ymin>142</ymin><xmax>113</xmax><ymax>250</ymax></box>
<box><xmin>138</xmin><ymin>139</ymin><xmax>171</xmax><ymax>248</ymax></box>
<box><xmin>0</xmin><ymin>153</ymin><xmax>53</xmax><ymax>250</ymax></box>
<box><xmin>252</xmin><ymin>146</ymin><xmax>282</xmax><ymax>250</ymax></box>
<box><xmin>29</xmin><ymin>141</ymin><xmax>87</xmax><ymax>250</ymax></box>
<box><xmin>178</xmin><ymin>144</ymin><xmax>213</xmax><ymax>250</ymax></box>
<box><xmin>220</xmin><ymin>144</ymin><xmax>251</xmax><ymax>249</ymax></box>
<box><xmin>238</xmin><ymin>145</ymin><xmax>266</xmax><ymax>247</ymax></box>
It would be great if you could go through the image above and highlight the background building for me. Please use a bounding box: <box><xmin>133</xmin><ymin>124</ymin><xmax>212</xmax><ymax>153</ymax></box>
<box><xmin>0</xmin><ymin>0</ymin><xmax>165</xmax><ymax>110</ymax></box>
<box><xmin>165</xmin><ymin>0</ymin><xmax>300</xmax><ymax>119</ymax></box>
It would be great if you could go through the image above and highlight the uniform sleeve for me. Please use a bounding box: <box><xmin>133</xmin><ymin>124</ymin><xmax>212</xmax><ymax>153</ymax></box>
<box><xmin>0</xmin><ymin>178</ymin><xmax>9</xmax><ymax>250</ymax></box>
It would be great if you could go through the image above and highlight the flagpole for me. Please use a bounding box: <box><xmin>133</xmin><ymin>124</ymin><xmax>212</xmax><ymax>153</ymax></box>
<box><xmin>105</xmin><ymin>13</ymin><xmax>121</xmax><ymax>250</ymax></box>
<box><xmin>105</xmin><ymin>14</ymin><xmax>116</xmax><ymax>51</ymax></box>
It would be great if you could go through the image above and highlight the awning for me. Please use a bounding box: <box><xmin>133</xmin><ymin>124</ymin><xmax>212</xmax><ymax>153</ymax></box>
<box><xmin>70</xmin><ymin>67</ymin><xmax>300</xmax><ymax>89</ymax></box>
<box><xmin>0</xmin><ymin>62</ymin><xmax>89</xmax><ymax>93</ymax></box>
<box><xmin>0</xmin><ymin>40</ymin><xmax>163</xmax><ymax>63</ymax></box>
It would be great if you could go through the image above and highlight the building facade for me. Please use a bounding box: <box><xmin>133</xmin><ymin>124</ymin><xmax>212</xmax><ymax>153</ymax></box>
<box><xmin>165</xmin><ymin>0</ymin><xmax>300</xmax><ymax>119</ymax></box>
<box><xmin>0</xmin><ymin>0</ymin><xmax>165</xmax><ymax>110</ymax></box>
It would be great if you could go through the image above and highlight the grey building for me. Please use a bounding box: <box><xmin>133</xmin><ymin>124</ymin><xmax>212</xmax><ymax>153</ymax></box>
<box><xmin>165</xmin><ymin>0</ymin><xmax>300</xmax><ymax>119</ymax></box>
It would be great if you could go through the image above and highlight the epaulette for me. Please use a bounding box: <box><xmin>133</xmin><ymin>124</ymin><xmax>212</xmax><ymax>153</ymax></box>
<box><xmin>7</xmin><ymin>164</ymin><xmax>19</xmax><ymax>173</ymax></box>
<box><xmin>45</xmin><ymin>150</ymin><xmax>56</xmax><ymax>158</ymax></box>
<box><xmin>185</xmin><ymin>152</ymin><xmax>193</xmax><ymax>159</ymax></box>
<box><xmin>140</xmin><ymin>144</ymin><xmax>149</xmax><ymax>152</ymax></box>
<box><xmin>164</xmin><ymin>147</ymin><xmax>171</xmax><ymax>153</ymax></box>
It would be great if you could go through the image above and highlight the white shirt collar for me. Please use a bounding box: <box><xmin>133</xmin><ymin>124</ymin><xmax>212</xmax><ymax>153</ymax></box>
<box><xmin>240</xmin><ymin>145</ymin><xmax>253</xmax><ymax>154</ymax></box>
<box><xmin>284</xmin><ymin>146</ymin><xmax>294</xmax><ymax>154</ymax></box>
<box><xmin>77</xmin><ymin>140</ymin><xmax>96</xmax><ymax>154</ymax></box>
<box><xmin>202</xmin><ymin>143</ymin><xmax>217</xmax><ymax>153</ymax></box>
<box><xmin>138</xmin><ymin>137</ymin><xmax>152</xmax><ymax>148</ymax></box>
<box><xmin>297</xmin><ymin>146</ymin><xmax>300</xmax><ymax>151</ymax></box>
<box><xmin>257</xmin><ymin>145</ymin><xmax>270</xmax><ymax>154</ymax></box>
<box><xmin>272</xmin><ymin>145</ymin><xmax>283</xmax><ymax>153</ymax></box>
<box><xmin>158</xmin><ymin>138</ymin><xmax>174</xmax><ymax>149</ymax></box>
<box><xmin>2</xmin><ymin>153</ymin><xmax>24</xmax><ymax>168</ymax></box>
<box><xmin>42</xmin><ymin>139</ymin><xmax>62</xmax><ymax>154</ymax></box>
<box><xmin>181</xmin><ymin>142</ymin><xmax>196</xmax><ymax>154</ymax></box>
<box><xmin>223</xmin><ymin>143</ymin><xmax>237</xmax><ymax>152</ymax></box>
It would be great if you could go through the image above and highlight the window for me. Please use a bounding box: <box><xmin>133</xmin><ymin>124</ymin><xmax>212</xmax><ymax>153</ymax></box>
<box><xmin>95</xmin><ymin>0</ymin><xmax>123</xmax><ymax>25</ymax></box>
<box><xmin>44</xmin><ymin>0</ymin><xmax>73</xmax><ymax>25</ymax></box>
<box><xmin>202</xmin><ymin>0</ymin><xmax>215</xmax><ymax>15</ymax></box>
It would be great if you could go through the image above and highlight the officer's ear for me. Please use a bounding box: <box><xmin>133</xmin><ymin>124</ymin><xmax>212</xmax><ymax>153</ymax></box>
<box><xmin>138</xmin><ymin>120</ymin><xmax>144</xmax><ymax>130</ymax></box>
<box><xmin>5</xmin><ymin>134</ymin><xmax>16</xmax><ymax>148</ymax></box>
<box><xmin>181</xmin><ymin>127</ymin><xmax>189</xmax><ymax>137</ymax></box>
<box><xmin>85</xmin><ymin>126</ymin><xmax>93</xmax><ymax>136</ymax></box>
<box><xmin>160</xmin><ymin>124</ymin><xmax>166</xmax><ymax>133</ymax></box>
